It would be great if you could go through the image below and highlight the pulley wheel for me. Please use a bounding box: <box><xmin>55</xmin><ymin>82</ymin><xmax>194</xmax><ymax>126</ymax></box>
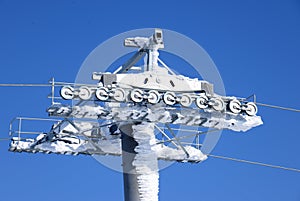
<box><xmin>78</xmin><ymin>86</ymin><xmax>92</xmax><ymax>100</ymax></box>
<box><xmin>229</xmin><ymin>99</ymin><xmax>242</xmax><ymax>114</ymax></box>
<box><xmin>113</xmin><ymin>88</ymin><xmax>126</xmax><ymax>102</ymax></box>
<box><xmin>60</xmin><ymin>86</ymin><xmax>74</xmax><ymax>100</ymax></box>
<box><xmin>130</xmin><ymin>89</ymin><xmax>144</xmax><ymax>103</ymax></box>
<box><xmin>245</xmin><ymin>102</ymin><xmax>258</xmax><ymax>116</ymax></box>
<box><xmin>180</xmin><ymin>94</ymin><xmax>192</xmax><ymax>107</ymax></box>
<box><xmin>163</xmin><ymin>91</ymin><xmax>176</xmax><ymax>105</ymax></box>
<box><xmin>211</xmin><ymin>97</ymin><xmax>225</xmax><ymax>111</ymax></box>
<box><xmin>147</xmin><ymin>90</ymin><xmax>160</xmax><ymax>104</ymax></box>
<box><xmin>196</xmin><ymin>94</ymin><xmax>208</xmax><ymax>109</ymax></box>
<box><xmin>95</xmin><ymin>87</ymin><xmax>109</xmax><ymax>101</ymax></box>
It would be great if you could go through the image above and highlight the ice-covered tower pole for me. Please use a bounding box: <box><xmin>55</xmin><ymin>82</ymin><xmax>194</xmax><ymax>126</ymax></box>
<box><xmin>121</xmin><ymin>123</ymin><xmax>159</xmax><ymax>201</ymax></box>
<box><xmin>120</xmin><ymin>29</ymin><xmax>164</xmax><ymax>201</ymax></box>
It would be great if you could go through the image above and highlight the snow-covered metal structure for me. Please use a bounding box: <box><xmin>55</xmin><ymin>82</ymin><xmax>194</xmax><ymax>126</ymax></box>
<box><xmin>61</xmin><ymin>29</ymin><xmax>258</xmax><ymax>116</ymax></box>
<box><xmin>8</xmin><ymin>29</ymin><xmax>262</xmax><ymax>201</ymax></box>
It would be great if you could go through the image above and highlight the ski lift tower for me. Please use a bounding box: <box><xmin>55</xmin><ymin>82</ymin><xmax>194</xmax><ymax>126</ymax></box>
<box><xmin>9</xmin><ymin>29</ymin><xmax>262</xmax><ymax>201</ymax></box>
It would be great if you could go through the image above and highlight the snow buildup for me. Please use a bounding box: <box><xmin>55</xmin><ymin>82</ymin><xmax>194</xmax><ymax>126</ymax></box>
<box><xmin>153</xmin><ymin>144</ymin><xmax>207</xmax><ymax>162</ymax></box>
<box><xmin>11</xmin><ymin>104</ymin><xmax>260</xmax><ymax>159</ymax></box>
<box><xmin>10</xmin><ymin>120</ymin><xmax>121</xmax><ymax>156</ymax></box>
<box><xmin>11</xmin><ymin>137</ymin><xmax>34</xmax><ymax>150</ymax></box>
<box><xmin>48</xmin><ymin>103</ymin><xmax>263</xmax><ymax>132</ymax></box>
<box><xmin>202</xmin><ymin>114</ymin><xmax>263</xmax><ymax>132</ymax></box>
<box><xmin>51</xmin><ymin>121</ymin><xmax>121</xmax><ymax>155</ymax></box>
<box><xmin>71</xmin><ymin>105</ymin><xmax>106</xmax><ymax>119</ymax></box>
<box><xmin>132</xmin><ymin>123</ymin><xmax>159</xmax><ymax>201</ymax></box>
<box><xmin>48</xmin><ymin>104</ymin><xmax>107</xmax><ymax>119</ymax></box>
<box><xmin>47</xmin><ymin>104</ymin><xmax>71</xmax><ymax>116</ymax></box>
<box><xmin>10</xmin><ymin>113</ymin><xmax>206</xmax><ymax>162</ymax></box>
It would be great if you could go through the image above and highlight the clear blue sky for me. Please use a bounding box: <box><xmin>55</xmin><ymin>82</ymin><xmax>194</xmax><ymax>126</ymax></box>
<box><xmin>0</xmin><ymin>1</ymin><xmax>300</xmax><ymax>201</ymax></box>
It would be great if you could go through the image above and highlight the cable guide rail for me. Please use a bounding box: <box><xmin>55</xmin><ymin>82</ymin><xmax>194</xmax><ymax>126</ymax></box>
<box><xmin>0</xmin><ymin>79</ymin><xmax>299</xmax><ymax>113</ymax></box>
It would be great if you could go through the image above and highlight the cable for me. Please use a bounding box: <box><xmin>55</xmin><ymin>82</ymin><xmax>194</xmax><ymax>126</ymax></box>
<box><xmin>208</xmin><ymin>154</ymin><xmax>300</xmax><ymax>173</ymax></box>
<box><xmin>0</xmin><ymin>138</ymin><xmax>10</xmax><ymax>141</ymax></box>
<box><xmin>256</xmin><ymin>102</ymin><xmax>300</xmax><ymax>113</ymax></box>
<box><xmin>0</xmin><ymin>82</ymin><xmax>98</xmax><ymax>87</ymax></box>
<box><xmin>0</xmin><ymin>84</ymin><xmax>51</xmax><ymax>87</ymax></box>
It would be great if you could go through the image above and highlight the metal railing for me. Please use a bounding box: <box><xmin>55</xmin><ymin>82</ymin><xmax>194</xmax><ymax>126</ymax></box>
<box><xmin>9</xmin><ymin>117</ymin><xmax>61</xmax><ymax>144</ymax></box>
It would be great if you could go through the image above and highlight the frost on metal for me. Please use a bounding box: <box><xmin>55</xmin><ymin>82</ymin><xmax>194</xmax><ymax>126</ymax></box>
<box><xmin>48</xmin><ymin>103</ymin><xmax>263</xmax><ymax>132</ymax></box>
<box><xmin>10</xmin><ymin>101</ymin><xmax>262</xmax><ymax>160</ymax></box>
<box><xmin>9</xmin><ymin>120</ymin><xmax>122</xmax><ymax>156</ymax></box>
<box><xmin>9</xmin><ymin>119</ymin><xmax>208</xmax><ymax>163</ymax></box>
<box><xmin>132</xmin><ymin>123</ymin><xmax>159</xmax><ymax>201</ymax></box>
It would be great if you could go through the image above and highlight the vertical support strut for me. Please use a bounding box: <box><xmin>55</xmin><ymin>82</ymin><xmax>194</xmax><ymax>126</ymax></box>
<box><xmin>51</xmin><ymin>77</ymin><xmax>55</xmax><ymax>105</ymax></box>
<box><xmin>18</xmin><ymin>118</ymin><xmax>22</xmax><ymax>144</ymax></box>
<box><xmin>120</xmin><ymin>124</ymin><xmax>141</xmax><ymax>201</ymax></box>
